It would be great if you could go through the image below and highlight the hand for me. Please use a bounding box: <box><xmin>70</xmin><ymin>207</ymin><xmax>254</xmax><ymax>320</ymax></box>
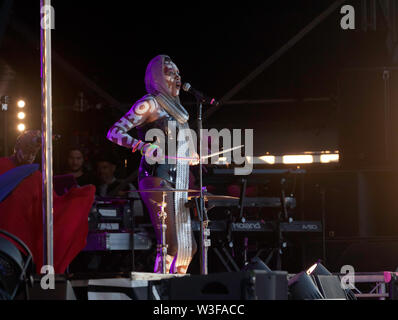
<box><xmin>189</xmin><ymin>151</ymin><xmax>200</xmax><ymax>166</ymax></box>
<box><xmin>142</xmin><ymin>143</ymin><xmax>163</xmax><ymax>164</ymax></box>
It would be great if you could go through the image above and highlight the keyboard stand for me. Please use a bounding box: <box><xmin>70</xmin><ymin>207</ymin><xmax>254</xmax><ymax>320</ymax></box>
<box><xmin>212</xmin><ymin>246</ymin><xmax>240</xmax><ymax>272</ymax></box>
<box><xmin>265</xmin><ymin>178</ymin><xmax>289</xmax><ymax>270</ymax></box>
<box><xmin>238</xmin><ymin>178</ymin><xmax>247</xmax><ymax>222</ymax></box>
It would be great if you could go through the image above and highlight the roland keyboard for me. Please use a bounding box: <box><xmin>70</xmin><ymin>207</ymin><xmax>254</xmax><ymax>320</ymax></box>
<box><xmin>212</xmin><ymin>168</ymin><xmax>307</xmax><ymax>175</ymax></box>
<box><xmin>191</xmin><ymin>220</ymin><xmax>322</xmax><ymax>233</ymax></box>
<box><xmin>205</xmin><ymin>196</ymin><xmax>296</xmax><ymax>209</ymax></box>
<box><xmin>204</xmin><ymin>168</ymin><xmax>306</xmax><ymax>184</ymax></box>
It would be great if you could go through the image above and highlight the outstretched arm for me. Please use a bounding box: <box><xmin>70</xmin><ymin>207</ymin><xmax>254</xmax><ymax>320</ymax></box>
<box><xmin>106</xmin><ymin>98</ymin><xmax>158</xmax><ymax>152</ymax></box>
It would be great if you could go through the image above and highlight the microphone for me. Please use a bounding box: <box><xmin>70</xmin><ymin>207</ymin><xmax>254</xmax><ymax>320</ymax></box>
<box><xmin>182</xmin><ymin>83</ymin><xmax>219</xmax><ymax>106</ymax></box>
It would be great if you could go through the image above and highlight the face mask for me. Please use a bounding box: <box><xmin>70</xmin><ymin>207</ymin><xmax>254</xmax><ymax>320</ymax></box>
<box><xmin>163</xmin><ymin>61</ymin><xmax>181</xmax><ymax>97</ymax></box>
<box><xmin>15</xmin><ymin>148</ymin><xmax>37</xmax><ymax>164</ymax></box>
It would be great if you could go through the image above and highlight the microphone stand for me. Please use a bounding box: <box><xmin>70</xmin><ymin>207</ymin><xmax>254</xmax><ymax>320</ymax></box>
<box><xmin>196</xmin><ymin>98</ymin><xmax>209</xmax><ymax>275</ymax></box>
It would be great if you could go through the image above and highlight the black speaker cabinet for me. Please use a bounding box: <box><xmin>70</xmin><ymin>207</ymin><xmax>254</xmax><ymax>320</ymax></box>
<box><xmin>313</xmin><ymin>275</ymin><xmax>347</xmax><ymax>300</ymax></box>
<box><xmin>167</xmin><ymin>271</ymin><xmax>288</xmax><ymax>300</ymax></box>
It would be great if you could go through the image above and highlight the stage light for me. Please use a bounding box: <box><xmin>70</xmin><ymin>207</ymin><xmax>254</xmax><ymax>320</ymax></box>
<box><xmin>288</xmin><ymin>271</ymin><xmax>324</xmax><ymax>300</ymax></box>
<box><xmin>306</xmin><ymin>263</ymin><xmax>318</xmax><ymax>275</ymax></box>
<box><xmin>242</xmin><ymin>256</ymin><xmax>272</xmax><ymax>272</ymax></box>
<box><xmin>249</xmin><ymin>152</ymin><xmax>340</xmax><ymax>165</ymax></box>
<box><xmin>0</xmin><ymin>230</ymin><xmax>34</xmax><ymax>300</ymax></box>
<box><xmin>215</xmin><ymin>156</ymin><xmax>228</xmax><ymax>164</ymax></box>
<box><xmin>306</xmin><ymin>262</ymin><xmax>355</xmax><ymax>300</ymax></box>
<box><xmin>320</xmin><ymin>154</ymin><xmax>339</xmax><ymax>163</ymax></box>
<box><xmin>283</xmin><ymin>155</ymin><xmax>313</xmax><ymax>164</ymax></box>
<box><xmin>306</xmin><ymin>262</ymin><xmax>332</xmax><ymax>276</ymax></box>
<box><xmin>258</xmin><ymin>155</ymin><xmax>276</xmax><ymax>164</ymax></box>
<box><xmin>17</xmin><ymin>124</ymin><xmax>25</xmax><ymax>132</ymax></box>
<box><xmin>17</xmin><ymin>112</ymin><xmax>25</xmax><ymax>120</ymax></box>
<box><xmin>17</xmin><ymin>100</ymin><xmax>25</xmax><ymax>108</ymax></box>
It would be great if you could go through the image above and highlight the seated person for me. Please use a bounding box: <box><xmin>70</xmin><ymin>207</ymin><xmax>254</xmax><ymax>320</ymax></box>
<box><xmin>95</xmin><ymin>155</ymin><xmax>143</xmax><ymax>214</ymax></box>
<box><xmin>0</xmin><ymin>130</ymin><xmax>95</xmax><ymax>274</ymax></box>
<box><xmin>96</xmin><ymin>155</ymin><xmax>133</xmax><ymax>197</ymax></box>
<box><xmin>65</xmin><ymin>147</ymin><xmax>95</xmax><ymax>186</ymax></box>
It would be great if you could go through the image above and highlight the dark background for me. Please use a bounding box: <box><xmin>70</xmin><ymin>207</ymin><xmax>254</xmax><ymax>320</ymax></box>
<box><xmin>2</xmin><ymin>0</ymin><xmax>375</xmax><ymax>156</ymax></box>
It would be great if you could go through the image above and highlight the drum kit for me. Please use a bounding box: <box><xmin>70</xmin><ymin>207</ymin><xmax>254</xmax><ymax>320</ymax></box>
<box><xmin>125</xmin><ymin>187</ymin><xmax>238</xmax><ymax>274</ymax></box>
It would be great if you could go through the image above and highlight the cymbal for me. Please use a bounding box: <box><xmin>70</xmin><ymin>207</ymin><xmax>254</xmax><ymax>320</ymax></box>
<box><xmin>122</xmin><ymin>188</ymin><xmax>201</xmax><ymax>193</ymax></box>
<box><xmin>187</xmin><ymin>195</ymin><xmax>239</xmax><ymax>200</ymax></box>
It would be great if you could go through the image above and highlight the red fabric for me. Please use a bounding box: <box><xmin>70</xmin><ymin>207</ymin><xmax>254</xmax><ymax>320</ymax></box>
<box><xmin>0</xmin><ymin>157</ymin><xmax>95</xmax><ymax>274</ymax></box>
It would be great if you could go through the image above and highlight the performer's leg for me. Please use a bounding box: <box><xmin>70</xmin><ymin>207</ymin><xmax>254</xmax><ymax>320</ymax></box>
<box><xmin>139</xmin><ymin>177</ymin><xmax>178</xmax><ymax>273</ymax></box>
<box><xmin>175</xmin><ymin>235</ymin><xmax>197</xmax><ymax>274</ymax></box>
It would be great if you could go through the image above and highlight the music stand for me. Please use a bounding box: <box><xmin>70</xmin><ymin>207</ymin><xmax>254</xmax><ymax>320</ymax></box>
<box><xmin>229</xmin><ymin>178</ymin><xmax>248</xmax><ymax>267</ymax></box>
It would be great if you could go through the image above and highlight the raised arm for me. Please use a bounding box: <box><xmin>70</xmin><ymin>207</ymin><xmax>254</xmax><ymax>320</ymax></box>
<box><xmin>106</xmin><ymin>98</ymin><xmax>159</xmax><ymax>152</ymax></box>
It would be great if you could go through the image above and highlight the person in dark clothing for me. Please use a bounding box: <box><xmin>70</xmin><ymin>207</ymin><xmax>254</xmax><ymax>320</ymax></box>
<box><xmin>65</xmin><ymin>147</ymin><xmax>95</xmax><ymax>186</ymax></box>
<box><xmin>94</xmin><ymin>155</ymin><xmax>139</xmax><ymax>199</ymax></box>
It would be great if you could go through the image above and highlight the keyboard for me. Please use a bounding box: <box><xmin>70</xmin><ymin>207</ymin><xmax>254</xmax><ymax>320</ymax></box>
<box><xmin>191</xmin><ymin>220</ymin><xmax>322</xmax><ymax>233</ymax></box>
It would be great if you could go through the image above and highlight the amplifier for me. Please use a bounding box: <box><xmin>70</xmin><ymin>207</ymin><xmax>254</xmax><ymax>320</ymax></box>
<box><xmin>83</xmin><ymin>231</ymin><xmax>153</xmax><ymax>251</ymax></box>
<box><xmin>89</xmin><ymin>198</ymin><xmax>144</xmax><ymax>232</ymax></box>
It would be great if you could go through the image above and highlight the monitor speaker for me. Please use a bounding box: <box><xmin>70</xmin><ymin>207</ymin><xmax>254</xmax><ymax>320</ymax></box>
<box><xmin>313</xmin><ymin>275</ymin><xmax>347</xmax><ymax>300</ymax></box>
<box><xmin>167</xmin><ymin>271</ymin><xmax>288</xmax><ymax>300</ymax></box>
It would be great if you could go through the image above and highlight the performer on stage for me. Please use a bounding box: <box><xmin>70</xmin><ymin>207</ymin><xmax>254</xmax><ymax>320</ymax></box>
<box><xmin>107</xmin><ymin>55</ymin><xmax>199</xmax><ymax>274</ymax></box>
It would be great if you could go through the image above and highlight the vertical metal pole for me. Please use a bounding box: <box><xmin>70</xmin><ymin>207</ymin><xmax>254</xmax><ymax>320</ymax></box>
<box><xmin>197</xmin><ymin>101</ymin><xmax>208</xmax><ymax>275</ymax></box>
<box><xmin>3</xmin><ymin>105</ymin><xmax>7</xmax><ymax>156</ymax></box>
<box><xmin>40</xmin><ymin>0</ymin><xmax>53</xmax><ymax>268</ymax></box>
<box><xmin>1</xmin><ymin>95</ymin><xmax>9</xmax><ymax>156</ymax></box>
<box><xmin>383</xmin><ymin>70</ymin><xmax>390</xmax><ymax>162</ymax></box>
<box><xmin>198</xmin><ymin>102</ymin><xmax>205</xmax><ymax>275</ymax></box>
<box><xmin>161</xmin><ymin>192</ymin><xmax>167</xmax><ymax>274</ymax></box>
